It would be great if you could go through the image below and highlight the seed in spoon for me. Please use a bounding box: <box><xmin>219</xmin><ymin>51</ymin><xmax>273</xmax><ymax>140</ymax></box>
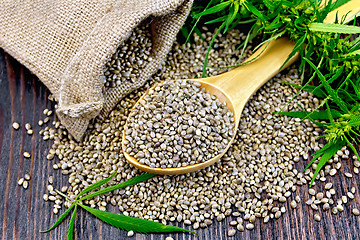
<box><xmin>124</xmin><ymin>80</ymin><xmax>235</xmax><ymax>169</ymax></box>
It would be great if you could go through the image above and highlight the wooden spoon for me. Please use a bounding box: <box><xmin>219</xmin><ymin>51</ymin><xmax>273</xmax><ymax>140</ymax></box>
<box><xmin>122</xmin><ymin>1</ymin><xmax>360</xmax><ymax>175</ymax></box>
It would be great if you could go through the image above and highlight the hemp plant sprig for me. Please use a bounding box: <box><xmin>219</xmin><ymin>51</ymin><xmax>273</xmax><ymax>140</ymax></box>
<box><xmin>40</xmin><ymin>172</ymin><xmax>195</xmax><ymax>239</ymax></box>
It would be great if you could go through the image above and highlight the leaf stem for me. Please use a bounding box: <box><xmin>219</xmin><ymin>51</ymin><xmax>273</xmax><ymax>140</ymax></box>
<box><xmin>55</xmin><ymin>189</ymin><xmax>73</xmax><ymax>202</ymax></box>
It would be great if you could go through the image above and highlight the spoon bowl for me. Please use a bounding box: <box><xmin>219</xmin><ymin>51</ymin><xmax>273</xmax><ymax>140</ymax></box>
<box><xmin>122</xmin><ymin>79</ymin><xmax>238</xmax><ymax>175</ymax></box>
<box><xmin>122</xmin><ymin>0</ymin><xmax>360</xmax><ymax>175</ymax></box>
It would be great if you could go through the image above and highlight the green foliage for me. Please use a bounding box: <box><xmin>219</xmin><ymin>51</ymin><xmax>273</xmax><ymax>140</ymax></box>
<box><xmin>77</xmin><ymin>173</ymin><xmax>155</xmax><ymax>201</ymax></box>
<box><xmin>40</xmin><ymin>204</ymin><xmax>75</xmax><ymax>233</ymax></box>
<box><xmin>75</xmin><ymin>171</ymin><xmax>117</xmax><ymax>200</ymax></box>
<box><xmin>40</xmin><ymin>172</ymin><xmax>194</xmax><ymax>239</ymax></box>
<box><xmin>184</xmin><ymin>0</ymin><xmax>360</xmax><ymax>184</ymax></box>
<box><xmin>68</xmin><ymin>205</ymin><xmax>77</xmax><ymax>240</ymax></box>
<box><xmin>309</xmin><ymin>23</ymin><xmax>360</xmax><ymax>34</ymax></box>
<box><xmin>79</xmin><ymin>204</ymin><xmax>195</xmax><ymax>234</ymax></box>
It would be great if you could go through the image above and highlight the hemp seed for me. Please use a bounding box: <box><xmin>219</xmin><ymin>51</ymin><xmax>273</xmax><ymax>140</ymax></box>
<box><xmin>23</xmin><ymin>180</ymin><xmax>28</xmax><ymax>189</ymax></box>
<box><xmin>353</xmin><ymin>208</ymin><xmax>360</xmax><ymax>216</ymax></box>
<box><xmin>127</xmin><ymin>231</ymin><xmax>134</xmax><ymax>237</ymax></box>
<box><xmin>18</xmin><ymin>178</ymin><xmax>24</xmax><ymax>186</ymax></box>
<box><xmin>12</xmin><ymin>122</ymin><xmax>20</xmax><ymax>130</ymax></box>
<box><xmin>24</xmin><ymin>174</ymin><xmax>31</xmax><ymax>181</ymax></box>
<box><xmin>228</xmin><ymin>229</ymin><xmax>236</xmax><ymax>237</ymax></box>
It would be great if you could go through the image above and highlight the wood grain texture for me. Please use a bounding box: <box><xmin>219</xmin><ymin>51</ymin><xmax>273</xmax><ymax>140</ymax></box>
<box><xmin>1</xmin><ymin>49</ymin><xmax>360</xmax><ymax>240</ymax></box>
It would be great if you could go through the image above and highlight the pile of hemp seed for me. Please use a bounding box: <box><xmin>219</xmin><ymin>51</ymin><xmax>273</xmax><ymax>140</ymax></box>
<box><xmin>103</xmin><ymin>20</ymin><xmax>152</xmax><ymax>88</ymax></box>
<box><xmin>124</xmin><ymin>79</ymin><xmax>235</xmax><ymax>168</ymax></box>
<box><xmin>35</xmin><ymin>25</ymin><xmax>360</xmax><ymax>237</ymax></box>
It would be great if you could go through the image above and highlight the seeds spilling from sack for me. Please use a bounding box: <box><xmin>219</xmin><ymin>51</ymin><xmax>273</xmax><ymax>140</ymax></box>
<box><xmin>103</xmin><ymin>21</ymin><xmax>152</xmax><ymax>88</ymax></box>
<box><xmin>123</xmin><ymin>80</ymin><xmax>235</xmax><ymax>168</ymax></box>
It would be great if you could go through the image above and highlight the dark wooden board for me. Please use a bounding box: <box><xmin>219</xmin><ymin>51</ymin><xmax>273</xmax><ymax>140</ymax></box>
<box><xmin>1</xmin><ymin>48</ymin><xmax>360</xmax><ymax>240</ymax></box>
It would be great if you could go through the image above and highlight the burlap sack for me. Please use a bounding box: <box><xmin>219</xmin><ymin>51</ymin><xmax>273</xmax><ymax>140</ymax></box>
<box><xmin>0</xmin><ymin>0</ymin><xmax>193</xmax><ymax>141</ymax></box>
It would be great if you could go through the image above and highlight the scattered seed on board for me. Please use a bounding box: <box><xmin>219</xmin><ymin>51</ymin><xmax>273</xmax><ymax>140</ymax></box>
<box><xmin>314</xmin><ymin>214</ymin><xmax>321</xmax><ymax>222</ymax></box>
<box><xmin>321</xmin><ymin>198</ymin><xmax>329</xmax><ymax>204</ymax></box>
<box><xmin>329</xmin><ymin>169</ymin><xmax>337</xmax><ymax>176</ymax></box>
<box><xmin>332</xmin><ymin>207</ymin><xmax>338</xmax><ymax>215</ymax></box>
<box><xmin>354</xmin><ymin>158</ymin><xmax>360</xmax><ymax>167</ymax></box>
<box><xmin>337</xmin><ymin>205</ymin><xmax>344</xmax><ymax>212</ymax></box>
<box><xmin>353</xmin><ymin>208</ymin><xmax>360</xmax><ymax>216</ymax></box>
<box><xmin>12</xmin><ymin>122</ymin><xmax>20</xmax><ymax>130</ymax></box>
<box><xmin>246</xmin><ymin>223</ymin><xmax>254</xmax><ymax>230</ymax></box>
<box><xmin>230</xmin><ymin>221</ymin><xmax>237</xmax><ymax>226</ymax></box>
<box><xmin>18</xmin><ymin>178</ymin><xmax>24</xmax><ymax>186</ymax></box>
<box><xmin>27</xmin><ymin>129</ymin><xmax>33</xmax><ymax>135</ymax></box>
<box><xmin>127</xmin><ymin>231</ymin><xmax>134</xmax><ymax>237</ymax></box>
<box><xmin>47</xmin><ymin>185</ymin><xmax>54</xmax><ymax>192</ymax></box>
<box><xmin>325</xmin><ymin>182</ymin><xmax>333</xmax><ymax>190</ymax></box>
<box><xmin>309</xmin><ymin>189</ymin><xmax>316</xmax><ymax>195</ymax></box>
<box><xmin>290</xmin><ymin>200</ymin><xmax>297</xmax><ymax>209</ymax></box>
<box><xmin>49</xmin><ymin>196</ymin><xmax>56</xmax><ymax>201</ymax></box>
<box><xmin>184</xmin><ymin>220</ymin><xmax>191</xmax><ymax>225</ymax></box>
<box><xmin>351</xmin><ymin>187</ymin><xmax>356</xmax><ymax>194</ymax></box>
<box><xmin>165</xmin><ymin>237</ymin><xmax>174</xmax><ymax>240</ymax></box>
<box><xmin>48</xmin><ymin>176</ymin><xmax>54</xmax><ymax>184</ymax></box>
<box><xmin>311</xmin><ymin>204</ymin><xmax>318</xmax><ymax>210</ymax></box>
<box><xmin>24</xmin><ymin>174</ymin><xmax>31</xmax><ymax>181</ymax></box>
<box><xmin>316</xmin><ymin>192</ymin><xmax>324</xmax><ymax>200</ymax></box>
<box><xmin>25</xmin><ymin>123</ymin><xmax>31</xmax><ymax>130</ymax></box>
<box><xmin>345</xmin><ymin>172</ymin><xmax>353</xmax><ymax>178</ymax></box>
<box><xmin>23</xmin><ymin>180</ymin><xmax>28</xmax><ymax>189</ymax></box>
<box><xmin>228</xmin><ymin>229</ymin><xmax>236</xmax><ymax>237</ymax></box>
<box><xmin>232</xmin><ymin>212</ymin><xmax>240</xmax><ymax>217</ymax></box>
<box><xmin>43</xmin><ymin>194</ymin><xmax>49</xmax><ymax>201</ymax></box>
<box><xmin>281</xmin><ymin>207</ymin><xmax>286</xmax><ymax>213</ymax></box>
<box><xmin>347</xmin><ymin>192</ymin><xmax>354</xmax><ymax>200</ymax></box>
<box><xmin>237</xmin><ymin>224</ymin><xmax>245</xmax><ymax>232</ymax></box>
<box><xmin>23</xmin><ymin>152</ymin><xmax>30</xmax><ymax>158</ymax></box>
<box><xmin>323</xmin><ymin>203</ymin><xmax>330</xmax><ymax>211</ymax></box>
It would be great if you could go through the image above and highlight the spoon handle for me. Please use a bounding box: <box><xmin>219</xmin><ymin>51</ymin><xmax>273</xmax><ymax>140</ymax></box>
<box><xmin>205</xmin><ymin>37</ymin><xmax>298</xmax><ymax>123</ymax></box>
<box><xmin>324</xmin><ymin>0</ymin><xmax>360</xmax><ymax>24</ymax></box>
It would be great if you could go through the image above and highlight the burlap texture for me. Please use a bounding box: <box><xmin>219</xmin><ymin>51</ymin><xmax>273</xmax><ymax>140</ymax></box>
<box><xmin>0</xmin><ymin>0</ymin><xmax>192</xmax><ymax>141</ymax></box>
